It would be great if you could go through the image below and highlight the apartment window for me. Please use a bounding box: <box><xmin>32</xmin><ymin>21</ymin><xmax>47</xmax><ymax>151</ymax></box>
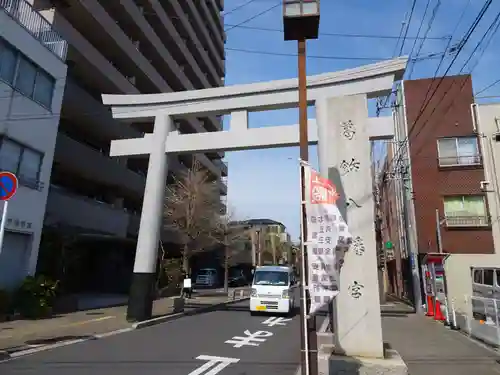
<box><xmin>33</xmin><ymin>70</ymin><xmax>54</xmax><ymax>107</ymax></box>
<box><xmin>15</xmin><ymin>58</ymin><xmax>37</xmax><ymax>97</ymax></box>
<box><xmin>484</xmin><ymin>269</ymin><xmax>494</xmax><ymax>286</ymax></box>
<box><xmin>0</xmin><ymin>138</ymin><xmax>43</xmax><ymax>190</ymax></box>
<box><xmin>443</xmin><ymin>195</ymin><xmax>488</xmax><ymax>227</ymax></box>
<box><xmin>437</xmin><ymin>137</ymin><xmax>480</xmax><ymax>166</ymax></box>
<box><xmin>0</xmin><ymin>42</ymin><xmax>17</xmax><ymax>84</ymax></box>
<box><xmin>473</xmin><ymin>269</ymin><xmax>482</xmax><ymax>284</ymax></box>
<box><xmin>0</xmin><ymin>38</ymin><xmax>55</xmax><ymax>108</ymax></box>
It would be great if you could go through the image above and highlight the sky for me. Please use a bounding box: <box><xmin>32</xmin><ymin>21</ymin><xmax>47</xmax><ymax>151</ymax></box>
<box><xmin>222</xmin><ymin>0</ymin><xmax>500</xmax><ymax>240</ymax></box>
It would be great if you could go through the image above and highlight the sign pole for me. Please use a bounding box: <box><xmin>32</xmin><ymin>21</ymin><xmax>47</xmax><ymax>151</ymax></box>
<box><xmin>0</xmin><ymin>200</ymin><xmax>8</xmax><ymax>255</ymax></box>
<box><xmin>0</xmin><ymin>171</ymin><xmax>18</xmax><ymax>255</ymax></box>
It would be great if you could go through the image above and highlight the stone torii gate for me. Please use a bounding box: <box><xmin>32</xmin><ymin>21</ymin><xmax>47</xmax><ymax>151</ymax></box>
<box><xmin>102</xmin><ymin>57</ymin><xmax>408</xmax><ymax>370</ymax></box>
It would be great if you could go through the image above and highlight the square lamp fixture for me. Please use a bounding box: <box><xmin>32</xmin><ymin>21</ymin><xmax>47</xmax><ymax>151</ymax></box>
<box><xmin>283</xmin><ymin>0</ymin><xmax>320</xmax><ymax>41</ymax></box>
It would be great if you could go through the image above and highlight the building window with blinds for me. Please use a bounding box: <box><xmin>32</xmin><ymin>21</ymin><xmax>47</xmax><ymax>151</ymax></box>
<box><xmin>443</xmin><ymin>195</ymin><xmax>489</xmax><ymax>227</ymax></box>
<box><xmin>0</xmin><ymin>137</ymin><xmax>43</xmax><ymax>190</ymax></box>
<box><xmin>0</xmin><ymin>38</ymin><xmax>56</xmax><ymax>109</ymax></box>
<box><xmin>437</xmin><ymin>137</ymin><xmax>481</xmax><ymax>166</ymax></box>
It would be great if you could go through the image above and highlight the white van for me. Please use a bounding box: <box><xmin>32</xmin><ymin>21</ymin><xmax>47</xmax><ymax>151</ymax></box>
<box><xmin>249</xmin><ymin>266</ymin><xmax>297</xmax><ymax>315</ymax></box>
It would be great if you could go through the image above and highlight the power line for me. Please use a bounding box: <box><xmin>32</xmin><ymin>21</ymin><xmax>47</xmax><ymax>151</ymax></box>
<box><xmin>223</xmin><ymin>23</ymin><xmax>450</xmax><ymax>40</ymax></box>
<box><xmin>378</xmin><ymin>1</ymin><xmax>422</xmax><ymax>117</ymax></box>
<box><xmin>385</xmin><ymin>0</ymin><xmax>493</xmax><ymax>178</ymax></box>
<box><xmin>225</xmin><ymin>47</ymin><xmax>443</xmax><ymax>61</ymax></box>
<box><xmin>403</xmin><ymin>0</ymin><xmax>471</xmax><ymax>120</ymax></box>
<box><xmin>399</xmin><ymin>0</ymin><xmax>418</xmax><ymax>56</ymax></box>
<box><xmin>407</xmin><ymin>0</ymin><xmax>432</xmax><ymax>59</ymax></box>
<box><xmin>475</xmin><ymin>77</ymin><xmax>500</xmax><ymax>96</ymax></box>
<box><xmin>225</xmin><ymin>1</ymin><xmax>282</xmax><ymax>32</ymax></box>
<box><xmin>406</xmin><ymin>0</ymin><xmax>436</xmax><ymax>78</ymax></box>
<box><xmin>407</xmin><ymin>0</ymin><xmax>444</xmax><ymax>78</ymax></box>
<box><xmin>223</xmin><ymin>0</ymin><xmax>260</xmax><ymax>16</ymax></box>
<box><xmin>410</xmin><ymin>9</ymin><xmax>500</xmax><ymax>159</ymax></box>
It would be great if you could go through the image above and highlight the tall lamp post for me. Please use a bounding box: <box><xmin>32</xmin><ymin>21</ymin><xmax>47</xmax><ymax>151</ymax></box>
<box><xmin>282</xmin><ymin>2</ymin><xmax>320</xmax><ymax>375</ymax></box>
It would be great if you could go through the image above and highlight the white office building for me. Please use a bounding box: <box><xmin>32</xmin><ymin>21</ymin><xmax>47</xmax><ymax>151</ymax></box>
<box><xmin>0</xmin><ymin>0</ymin><xmax>67</xmax><ymax>288</ymax></box>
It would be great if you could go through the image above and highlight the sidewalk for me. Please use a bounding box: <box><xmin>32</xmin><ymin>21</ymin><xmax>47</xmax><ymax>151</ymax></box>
<box><xmin>0</xmin><ymin>290</ymin><xmax>242</xmax><ymax>353</ymax></box>
<box><xmin>382</xmin><ymin>300</ymin><xmax>500</xmax><ymax>375</ymax></box>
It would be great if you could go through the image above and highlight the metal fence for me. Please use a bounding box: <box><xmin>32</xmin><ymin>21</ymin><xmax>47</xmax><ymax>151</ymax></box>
<box><xmin>454</xmin><ymin>296</ymin><xmax>500</xmax><ymax>347</ymax></box>
<box><xmin>1</xmin><ymin>0</ymin><xmax>68</xmax><ymax>60</ymax></box>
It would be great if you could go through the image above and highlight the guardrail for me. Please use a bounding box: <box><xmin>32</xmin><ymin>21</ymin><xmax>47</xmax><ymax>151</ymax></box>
<box><xmin>229</xmin><ymin>287</ymin><xmax>251</xmax><ymax>301</ymax></box>
<box><xmin>456</xmin><ymin>295</ymin><xmax>500</xmax><ymax>347</ymax></box>
<box><xmin>1</xmin><ymin>0</ymin><xmax>68</xmax><ymax>60</ymax></box>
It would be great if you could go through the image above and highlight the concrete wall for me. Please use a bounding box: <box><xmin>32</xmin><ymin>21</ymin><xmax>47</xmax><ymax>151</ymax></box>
<box><xmin>0</xmin><ymin>9</ymin><xmax>67</xmax><ymax>277</ymax></box>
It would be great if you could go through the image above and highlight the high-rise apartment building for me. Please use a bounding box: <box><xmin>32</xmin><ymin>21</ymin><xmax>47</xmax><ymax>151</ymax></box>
<box><xmin>0</xmin><ymin>0</ymin><xmax>67</xmax><ymax>288</ymax></box>
<box><xmin>35</xmin><ymin>0</ymin><xmax>227</xmax><ymax>239</ymax></box>
<box><xmin>0</xmin><ymin>0</ymin><xmax>227</xmax><ymax>289</ymax></box>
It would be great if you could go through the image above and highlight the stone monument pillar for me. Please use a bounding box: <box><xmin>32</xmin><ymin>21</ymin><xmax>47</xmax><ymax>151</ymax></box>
<box><xmin>317</xmin><ymin>94</ymin><xmax>384</xmax><ymax>358</ymax></box>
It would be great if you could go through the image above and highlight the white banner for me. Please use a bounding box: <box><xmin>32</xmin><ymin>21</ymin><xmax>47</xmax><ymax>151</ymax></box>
<box><xmin>302</xmin><ymin>163</ymin><xmax>353</xmax><ymax>315</ymax></box>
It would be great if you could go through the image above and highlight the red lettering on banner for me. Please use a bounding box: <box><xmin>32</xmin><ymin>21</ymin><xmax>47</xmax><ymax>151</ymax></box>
<box><xmin>309</xmin><ymin>170</ymin><xmax>339</xmax><ymax>204</ymax></box>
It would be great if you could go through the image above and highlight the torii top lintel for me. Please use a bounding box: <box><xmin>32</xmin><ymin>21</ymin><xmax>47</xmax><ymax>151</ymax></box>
<box><xmin>102</xmin><ymin>57</ymin><xmax>408</xmax><ymax>120</ymax></box>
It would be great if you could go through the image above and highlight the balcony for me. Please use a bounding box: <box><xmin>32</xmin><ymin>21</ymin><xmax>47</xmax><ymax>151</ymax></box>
<box><xmin>0</xmin><ymin>0</ymin><xmax>68</xmax><ymax>60</ymax></box>
<box><xmin>219</xmin><ymin>176</ymin><xmax>227</xmax><ymax>196</ymax></box>
<box><xmin>195</xmin><ymin>153</ymin><xmax>225</xmax><ymax>178</ymax></box>
<box><xmin>445</xmin><ymin>215</ymin><xmax>490</xmax><ymax>228</ymax></box>
<box><xmin>54</xmin><ymin>133</ymin><xmax>145</xmax><ymax>196</ymax></box>
<box><xmin>438</xmin><ymin>155</ymin><xmax>482</xmax><ymax>168</ymax></box>
<box><xmin>212</xmin><ymin>158</ymin><xmax>228</xmax><ymax>176</ymax></box>
<box><xmin>127</xmin><ymin>213</ymin><xmax>181</xmax><ymax>243</ymax></box>
<box><xmin>46</xmin><ymin>185</ymin><xmax>129</xmax><ymax>237</ymax></box>
<box><xmin>63</xmin><ymin>79</ymin><xmax>142</xmax><ymax>141</ymax></box>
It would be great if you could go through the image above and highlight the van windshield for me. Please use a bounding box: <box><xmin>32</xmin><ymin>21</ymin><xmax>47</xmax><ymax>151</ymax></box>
<box><xmin>253</xmin><ymin>271</ymin><xmax>288</xmax><ymax>286</ymax></box>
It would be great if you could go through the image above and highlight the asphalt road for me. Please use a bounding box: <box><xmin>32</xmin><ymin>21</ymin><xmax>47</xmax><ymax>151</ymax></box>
<box><xmin>0</xmin><ymin>299</ymin><xmax>312</xmax><ymax>375</ymax></box>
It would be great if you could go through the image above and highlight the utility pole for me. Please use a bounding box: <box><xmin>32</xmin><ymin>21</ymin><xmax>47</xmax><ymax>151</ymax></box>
<box><xmin>436</xmin><ymin>209</ymin><xmax>443</xmax><ymax>253</ymax></box>
<box><xmin>283</xmin><ymin>2</ymin><xmax>320</xmax><ymax>375</ymax></box>
<box><xmin>251</xmin><ymin>229</ymin><xmax>257</xmax><ymax>267</ymax></box>
<box><xmin>256</xmin><ymin>228</ymin><xmax>261</xmax><ymax>266</ymax></box>
<box><xmin>392</xmin><ymin>98</ymin><xmax>423</xmax><ymax>313</ymax></box>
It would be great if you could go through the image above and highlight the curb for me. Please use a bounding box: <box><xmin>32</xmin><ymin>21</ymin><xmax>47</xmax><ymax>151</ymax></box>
<box><xmin>0</xmin><ymin>297</ymin><xmax>249</xmax><ymax>361</ymax></box>
<box><xmin>132</xmin><ymin>297</ymin><xmax>250</xmax><ymax>329</ymax></box>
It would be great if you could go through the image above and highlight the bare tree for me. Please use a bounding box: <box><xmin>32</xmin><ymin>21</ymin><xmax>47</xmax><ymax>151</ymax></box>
<box><xmin>163</xmin><ymin>160</ymin><xmax>222</xmax><ymax>274</ymax></box>
<box><xmin>210</xmin><ymin>211</ymin><xmax>251</xmax><ymax>293</ymax></box>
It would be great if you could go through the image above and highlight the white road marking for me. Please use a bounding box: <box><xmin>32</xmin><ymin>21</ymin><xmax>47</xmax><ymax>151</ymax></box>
<box><xmin>262</xmin><ymin>316</ymin><xmax>292</xmax><ymax>327</ymax></box>
<box><xmin>225</xmin><ymin>330</ymin><xmax>273</xmax><ymax>348</ymax></box>
<box><xmin>188</xmin><ymin>355</ymin><xmax>240</xmax><ymax>375</ymax></box>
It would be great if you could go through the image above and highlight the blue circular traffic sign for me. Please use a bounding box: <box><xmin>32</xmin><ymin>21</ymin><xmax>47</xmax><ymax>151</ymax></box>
<box><xmin>0</xmin><ymin>172</ymin><xmax>18</xmax><ymax>201</ymax></box>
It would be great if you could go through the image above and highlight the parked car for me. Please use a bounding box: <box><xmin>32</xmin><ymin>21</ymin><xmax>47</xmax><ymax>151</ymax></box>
<box><xmin>195</xmin><ymin>268</ymin><xmax>219</xmax><ymax>287</ymax></box>
<box><xmin>228</xmin><ymin>269</ymin><xmax>247</xmax><ymax>287</ymax></box>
